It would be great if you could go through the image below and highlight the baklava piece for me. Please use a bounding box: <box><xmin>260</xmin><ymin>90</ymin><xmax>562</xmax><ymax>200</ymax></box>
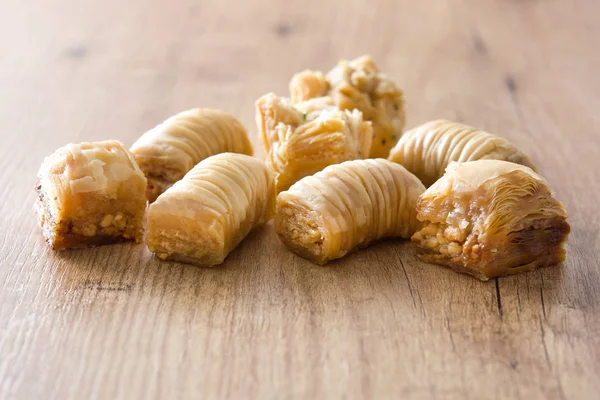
<box><xmin>131</xmin><ymin>108</ymin><xmax>253</xmax><ymax>202</ymax></box>
<box><xmin>255</xmin><ymin>92</ymin><xmax>372</xmax><ymax>193</ymax></box>
<box><xmin>35</xmin><ymin>140</ymin><xmax>147</xmax><ymax>250</ymax></box>
<box><xmin>145</xmin><ymin>153</ymin><xmax>275</xmax><ymax>267</ymax></box>
<box><xmin>289</xmin><ymin>55</ymin><xmax>405</xmax><ymax>158</ymax></box>
<box><xmin>388</xmin><ymin>119</ymin><xmax>535</xmax><ymax>186</ymax></box>
<box><xmin>275</xmin><ymin>159</ymin><xmax>425</xmax><ymax>265</ymax></box>
<box><xmin>411</xmin><ymin>160</ymin><xmax>570</xmax><ymax>280</ymax></box>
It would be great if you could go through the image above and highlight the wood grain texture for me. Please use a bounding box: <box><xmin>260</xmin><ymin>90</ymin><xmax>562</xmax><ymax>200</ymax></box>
<box><xmin>1</xmin><ymin>0</ymin><xmax>599</xmax><ymax>399</ymax></box>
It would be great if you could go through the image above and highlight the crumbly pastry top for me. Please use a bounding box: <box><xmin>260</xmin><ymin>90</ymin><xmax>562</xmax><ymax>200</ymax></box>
<box><xmin>289</xmin><ymin>55</ymin><xmax>405</xmax><ymax>158</ymax></box>
<box><xmin>38</xmin><ymin>140</ymin><xmax>146</xmax><ymax>204</ymax></box>
<box><xmin>256</xmin><ymin>92</ymin><xmax>373</xmax><ymax>192</ymax></box>
<box><xmin>256</xmin><ymin>94</ymin><xmax>338</xmax><ymax>153</ymax></box>
<box><xmin>430</xmin><ymin>160</ymin><xmax>545</xmax><ymax>194</ymax></box>
<box><xmin>417</xmin><ymin>160</ymin><xmax>566</xmax><ymax>229</ymax></box>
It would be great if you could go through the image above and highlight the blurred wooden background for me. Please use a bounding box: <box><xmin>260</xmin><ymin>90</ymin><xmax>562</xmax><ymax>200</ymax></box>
<box><xmin>1</xmin><ymin>0</ymin><xmax>599</xmax><ymax>399</ymax></box>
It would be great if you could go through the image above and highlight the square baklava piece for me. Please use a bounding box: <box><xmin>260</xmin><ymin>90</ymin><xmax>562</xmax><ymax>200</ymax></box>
<box><xmin>35</xmin><ymin>140</ymin><xmax>147</xmax><ymax>250</ymax></box>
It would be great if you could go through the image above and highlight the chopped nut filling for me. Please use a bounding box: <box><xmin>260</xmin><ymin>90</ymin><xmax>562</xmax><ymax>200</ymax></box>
<box><xmin>412</xmin><ymin>160</ymin><xmax>570</xmax><ymax>280</ymax></box>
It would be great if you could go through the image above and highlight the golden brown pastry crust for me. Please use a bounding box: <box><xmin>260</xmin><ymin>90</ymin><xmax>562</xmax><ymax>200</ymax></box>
<box><xmin>255</xmin><ymin>93</ymin><xmax>372</xmax><ymax>193</ymax></box>
<box><xmin>131</xmin><ymin>109</ymin><xmax>253</xmax><ymax>202</ymax></box>
<box><xmin>411</xmin><ymin>160</ymin><xmax>570</xmax><ymax>280</ymax></box>
<box><xmin>388</xmin><ymin>120</ymin><xmax>535</xmax><ymax>187</ymax></box>
<box><xmin>289</xmin><ymin>55</ymin><xmax>405</xmax><ymax>158</ymax></box>
<box><xmin>145</xmin><ymin>153</ymin><xmax>275</xmax><ymax>267</ymax></box>
<box><xmin>35</xmin><ymin>140</ymin><xmax>147</xmax><ymax>250</ymax></box>
<box><xmin>275</xmin><ymin>159</ymin><xmax>425</xmax><ymax>265</ymax></box>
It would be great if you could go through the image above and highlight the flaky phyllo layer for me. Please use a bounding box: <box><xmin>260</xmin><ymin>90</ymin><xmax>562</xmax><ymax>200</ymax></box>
<box><xmin>275</xmin><ymin>159</ymin><xmax>425</xmax><ymax>265</ymax></box>
<box><xmin>131</xmin><ymin>108</ymin><xmax>253</xmax><ymax>202</ymax></box>
<box><xmin>412</xmin><ymin>160</ymin><xmax>570</xmax><ymax>280</ymax></box>
<box><xmin>388</xmin><ymin>120</ymin><xmax>536</xmax><ymax>187</ymax></box>
<box><xmin>256</xmin><ymin>93</ymin><xmax>373</xmax><ymax>192</ymax></box>
<box><xmin>145</xmin><ymin>153</ymin><xmax>275</xmax><ymax>267</ymax></box>
<box><xmin>289</xmin><ymin>55</ymin><xmax>405</xmax><ymax>158</ymax></box>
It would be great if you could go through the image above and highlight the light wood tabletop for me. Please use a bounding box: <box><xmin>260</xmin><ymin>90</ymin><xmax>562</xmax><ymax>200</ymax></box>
<box><xmin>1</xmin><ymin>0</ymin><xmax>599</xmax><ymax>399</ymax></box>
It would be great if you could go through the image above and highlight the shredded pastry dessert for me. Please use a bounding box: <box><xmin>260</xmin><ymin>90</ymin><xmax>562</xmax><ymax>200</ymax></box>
<box><xmin>145</xmin><ymin>153</ymin><xmax>275</xmax><ymax>267</ymax></box>
<box><xmin>256</xmin><ymin>92</ymin><xmax>372</xmax><ymax>192</ymax></box>
<box><xmin>289</xmin><ymin>55</ymin><xmax>405</xmax><ymax>158</ymax></box>
<box><xmin>388</xmin><ymin>119</ymin><xmax>535</xmax><ymax>186</ymax></box>
<box><xmin>131</xmin><ymin>108</ymin><xmax>253</xmax><ymax>202</ymax></box>
<box><xmin>411</xmin><ymin>160</ymin><xmax>570</xmax><ymax>280</ymax></box>
<box><xmin>35</xmin><ymin>140</ymin><xmax>147</xmax><ymax>250</ymax></box>
<box><xmin>275</xmin><ymin>159</ymin><xmax>425</xmax><ymax>265</ymax></box>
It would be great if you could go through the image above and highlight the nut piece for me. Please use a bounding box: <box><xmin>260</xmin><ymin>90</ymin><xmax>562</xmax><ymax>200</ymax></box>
<box><xmin>275</xmin><ymin>159</ymin><xmax>425</xmax><ymax>265</ymax></box>
<box><xmin>388</xmin><ymin>120</ymin><xmax>535</xmax><ymax>187</ymax></box>
<box><xmin>255</xmin><ymin>93</ymin><xmax>373</xmax><ymax>193</ymax></box>
<box><xmin>34</xmin><ymin>140</ymin><xmax>147</xmax><ymax>250</ymax></box>
<box><xmin>289</xmin><ymin>55</ymin><xmax>406</xmax><ymax>158</ymax></box>
<box><xmin>145</xmin><ymin>153</ymin><xmax>276</xmax><ymax>267</ymax></box>
<box><xmin>131</xmin><ymin>109</ymin><xmax>253</xmax><ymax>202</ymax></box>
<box><xmin>411</xmin><ymin>160</ymin><xmax>570</xmax><ymax>280</ymax></box>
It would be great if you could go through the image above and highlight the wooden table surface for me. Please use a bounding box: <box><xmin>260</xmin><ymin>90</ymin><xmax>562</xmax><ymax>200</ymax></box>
<box><xmin>1</xmin><ymin>0</ymin><xmax>599</xmax><ymax>399</ymax></box>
